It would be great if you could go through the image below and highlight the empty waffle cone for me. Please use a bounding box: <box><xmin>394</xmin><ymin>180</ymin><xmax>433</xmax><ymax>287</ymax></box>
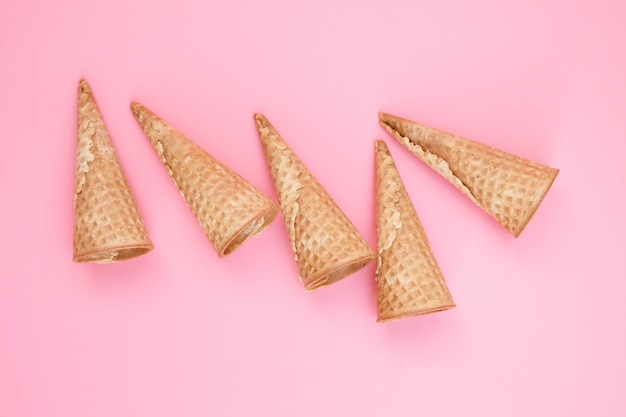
<box><xmin>73</xmin><ymin>79</ymin><xmax>154</xmax><ymax>263</ymax></box>
<box><xmin>375</xmin><ymin>140</ymin><xmax>455</xmax><ymax>322</ymax></box>
<box><xmin>131</xmin><ymin>103</ymin><xmax>279</xmax><ymax>257</ymax></box>
<box><xmin>379</xmin><ymin>113</ymin><xmax>559</xmax><ymax>237</ymax></box>
<box><xmin>255</xmin><ymin>114</ymin><xmax>375</xmax><ymax>291</ymax></box>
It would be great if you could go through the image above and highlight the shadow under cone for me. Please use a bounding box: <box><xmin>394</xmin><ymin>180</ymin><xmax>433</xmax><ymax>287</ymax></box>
<box><xmin>379</xmin><ymin>113</ymin><xmax>559</xmax><ymax>237</ymax></box>
<box><xmin>255</xmin><ymin>114</ymin><xmax>375</xmax><ymax>291</ymax></box>
<box><xmin>73</xmin><ymin>80</ymin><xmax>153</xmax><ymax>263</ymax></box>
<box><xmin>375</xmin><ymin>140</ymin><xmax>455</xmax><ymax>322</ymax></box>
<box><xmin>131</xmin><ymin>103</ymin><xmax>279</xmax><ymax>257</ymax></box>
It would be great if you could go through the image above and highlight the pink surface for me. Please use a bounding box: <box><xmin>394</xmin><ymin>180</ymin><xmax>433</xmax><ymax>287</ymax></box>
<box><xmin>1</xmin><ymin>0</ymin><xmax>625</xmax><ymax>416</ymax></box>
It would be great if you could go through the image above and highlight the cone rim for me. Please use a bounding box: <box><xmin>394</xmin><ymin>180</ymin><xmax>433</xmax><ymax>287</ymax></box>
<box><xmin>510</xmin><ymin>167</ymin><xmax>560</xmax><ymax>237</ymax></box>
<box><xmin>216</xmin><ymin>201</ymin><xmax>281</xmax><ymax>257</ymax></box>
<box><xmin>303</xmin><ymin>252</ymin><xmax>376</xmax><ymax>291</ymax></box>
<box><xmin>376</xmin><ymin>302</ymin><xmax>456</xmax><ymax>323</ymax></box>
<box><xmin>73</xmin><ymin>242</ymin><xmax>154</xmax><ymax>264</ymax></box>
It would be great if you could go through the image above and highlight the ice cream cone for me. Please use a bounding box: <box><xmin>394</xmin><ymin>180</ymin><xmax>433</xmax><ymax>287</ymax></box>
<box><xmin>255</xmin><ymin>114</ymin><xmax>375</xmax><ymax>291</ymax></box>
<box><xmin>73</xmin><ymin>79</ymin><xmax>153</xmax><ymax>263</ymax></box>
<box><xmin>375</xmin><ymin>140</ymin><xmax>455</xmax><ymax>322</ymax></box>
<box><xmin>379</xmin><ymin>113</ymin><xmax>559</xmax><ymax>237</ymax></box>
<box><xmin>131</xmin><ymin>103</ymin><xmax>279</xmax><ymax>257</ymax></box>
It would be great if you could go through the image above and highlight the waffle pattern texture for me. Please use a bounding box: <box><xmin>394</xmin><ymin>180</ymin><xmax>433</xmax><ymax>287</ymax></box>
<box><xmin>131</xmin><ymin>103</ymin><xmax>279</xmax><ymax>257</ymax></box>
<box><xmin>380</xmin><ymin>113</ymin><xmax>559</xmax><ymax>237</ymax></box>
<box><xmin>375</xmin><ymin>140</ymin><xmax>455</xmax><ymax>322</ymax></box>
<box><xmin>73</xmin><ymin>80</ymin><xmax>153</xmax><ymax>263</ymax></box>
<box><xmin>255</xmin><ymin>114</ymin><xmax>375</xmax><ymax>291</ymax></box>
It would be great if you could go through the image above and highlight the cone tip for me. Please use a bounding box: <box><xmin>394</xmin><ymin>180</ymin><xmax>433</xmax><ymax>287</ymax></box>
<box><xmin>130</xmin><ymin>102</ymin><xmax>155</xmax><ymax>123</ymax></box>
<box><xmin>78</xmin><ymin>78</ymin><xmax>92</xmax><ymax>96</ymax></box>
<box><xmin>379</xmin><ymin>112</ymin><xmax>401</xmax><ymax>128</ymax></box>
<box><xmin>255</xmin><ymin>114</ymin><xmax>277</xmax><ymax>135</ymax></box>
<box><xmin>254</xmin><ymin>113</ymin><xmax>269</xmax><ymax>128</ymax></box>
<box><xmin>130</xmin><ymin>102</ymin><xmax>142</xmax><ymax>117</ymax></box>
<box><xmin>375</xmin><ymin>140</ymin><xmax>391</xmax><ymax>158</ymax></box>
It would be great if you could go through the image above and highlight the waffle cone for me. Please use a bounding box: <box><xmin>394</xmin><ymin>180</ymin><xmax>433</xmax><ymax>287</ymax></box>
<box><xmin>73</xmin><ymin>80</ymin><xmax>153</xmax><ymax>263</ymax></box>
<box><xmin>131</xmin><ymin>103</ymin><xmax>279</xmax><ymax>257</ymax></box>
<box><xmin>375</xmin><ymin>140</ymin><xmax>455</xmax><ymax>322</ymax></box>
<box><xmin>379</xmin><ymin>113</ymin><xmax>559</xmax><ymax>237</ymax></box>
<box><xmin>255</xmin><ymin>114</ymin><xmax>375</xmax><ymax>291</ymax></box>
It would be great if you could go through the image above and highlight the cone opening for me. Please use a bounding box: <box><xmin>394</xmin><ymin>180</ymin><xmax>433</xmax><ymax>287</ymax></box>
<box><xmin>510</xmin><ymin>168</ymin><xmax>560</xmax><ymax>237</ymax></box>
<box><xmin>73</xmin><ymin>245</ymin><xmax>153</xmax><ymax>264</ymax></box>
<box><xmin>218</xmin><ymin>204</ymin><xmax>281</xmax><ymax>257</ymax></box>
<box><xmin>304</xmin><ymin>254</ymin><xmax>375</xmax><ymax>291</ymax></box>
<box><xmin>376</xmin><ymin>303</ymin><xmax>456</xmax><ymax>323</ymax></box>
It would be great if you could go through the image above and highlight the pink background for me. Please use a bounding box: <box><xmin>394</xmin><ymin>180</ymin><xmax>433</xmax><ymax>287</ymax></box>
<box><xmin>1</xmin><ymin>0</ymin><xmax>625</xmax><ymax>415</ymax></box>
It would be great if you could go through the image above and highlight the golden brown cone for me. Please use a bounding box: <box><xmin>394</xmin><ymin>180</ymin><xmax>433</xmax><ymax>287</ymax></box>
<box><xmin>375</xmin><ymin>140</ymin><xmax>455</xmax><ymax>322</ymax></box>
<box><xmin>379</xmin><ymin>113</ymin><xmax>559</xmax><ymax>237</ymax></box>
<box><xmin>73</xmin><ymin>79</ymin><xmax>154</xmax><ymax>263</ymax></box>
<box><xmin>255</xmin><ymin>114</ymin><xmax>375</xmax><ymax>291</ymax></box>
<box><xmin>131</xmin><ymin>103</ymin><xmax>279</xmax><ymax>257</ymax></box>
